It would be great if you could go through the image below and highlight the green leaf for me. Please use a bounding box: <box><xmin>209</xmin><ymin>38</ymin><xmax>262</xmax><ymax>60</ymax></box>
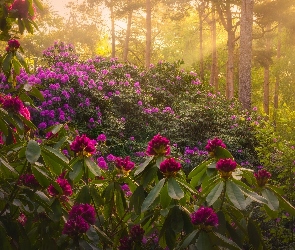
<box><xmin>214</xmin><ymin>146</ymin><xmax>234</xmax><ymax>159</ymax></box>
<box><xmin>196</xmin><ymin>231</ymin><xmax>212</xmax><ymax>250</ymax></box>
<box><xmin>29</xmin><ymin>86</ymin><xmax>44</xmax><ymax>101</ymax></box>
<box><xmin>18</xmin><ymin>114</ymin><xmax>37</xmax><ymax>130</ymax></box>
<box><xmin>25</xmin><ymin>140</ymin><xmax>40</xmax><ymax>163</ymax></box>
<box><xmin>247</xmin><ymin>220</ymin><xmax>262</xmax><ymax>249</ymax></box>
<box><xmin>33</xmin><ymin>0</ymin><xmax>44</xmax><ymax>10</ymax></box>
<box><xmin>141</xmin><ymin>178</ymin><xmax>165</xmax><ymax>212</ymax></box>
<box><xmin>206</xmin><ymin>180</ymin><xmax>224</xmax><ymax>206</ymax></box>
<box><xmin>188</xmin><ymin>159</ymin><xmax>212</xmax><ymax>179</ymax></box>
<box><xmin>180</xmin><ymin>230</ymin><xmax>198</xmax><ymax>248</ymax></box>
<box><xmin>156</xmin><ymin>156</ymin><xmax>165</xmax><ymax>168</ymax></box>
<box><xmin>268</xmin><ymin>186</ymin><xmax>295</xmax><ymax>216</ymax></box>
<box><xmin>23</xmin><ymin>19</ymin><xmax>33</xmax><ymax>33</ymax></box>
<box><xmin>93</xmin><ymin>225</ymin><xmax>113</xmax><ymax>245</ymax></box>
<box><xmin>165</xmin><ymin>226</ymin><xmax>176</xmax><ymax>250</ymax></box>
<box><xmin>2</xmin><ymin>52</ymin><xmax>12</xmax><ymax>73</ymax></box>
<box><xmin>76</xmin><ymin>185</ymin><xmax>91</xmax><ymax>204</ymax></box>
<box><xmin>69</xmin><ymin>160</ymin><xmax>83</xmax><ymax>183</ymax></box>
<box><xmin>41</xmin><ymin>145</ymin><xmax>70</xmax><ymax>169</ymax></box>
<box><xmin>130</xmin><ymin>185</ymin><xmax>145</xmax><ymax>214</ymax></box>
<box><xmin>238</xmin><ymin>186</ymin><xmax>268</xmax><ymax>205</ymax></box>
<box><xmin>261</xmin><ymin>189</ymin><xmax>279</xmax><ymax>211</ymax></box>
<box><xmin>41</xmin><ymin>151</ymin><xmax>63</xmax><ymax>176</ymax></box>
<box><xmin>15</xmin><ymin>51</ymin><xmax>29</xmax><ymax>72</ymax></box>
<box><xmin>135</xmin><ymin>156</ymin><xmax>154</xmax><ymax>175</ymax></box>
<box><xmin>212</xmin><ymin>232</ymin><xmax>242</xmax><ymax>250</ymax></box>
<box><xmin>114</xmin><ymin>183</ymin><xmax>127</xmax><ymax>217</ymax></box>
<box><xmin>12</xmin><ymin>57</ymin><xmax>22</xmax><ymax>75</ymax></box>
<box><xmin>85</xmin><ymin>158</ymin><xmax>101</xmax><ymax>177</ymax></box>
<box><xmin>35</xmin><ymin>190</ymin><xmax>50</xmax><ymax>204</ymax></box>
<box><xmin>190</xmin><ymin>167</ymin><xmax>206</xmax><ymax>187</ymax></box>
<box><xmin>160</xmin><ymin>183</ymin><xmax>171</xmax><ymax>209</ymax></box>
<box><xmin>31</xmin><ymin>165</ymin><xmax>51</xmax><ymax>187</ymax></box>
<box><xmin>17</xmin><ymin>18</ymin><xmax>25</xmax><ymax>34</ymax></box>
<box><xmin>90</xmin><ymin>185</ymin><xmax>103</xmax><ymax>206</ymax></box>
<box><xmin>103</xmin><ymin>182</ymin><xmax>114</xmax><ymax>203</ymax></box>
<box><xmin>167</xmin><ymin>178</ymin><xmax>184</xmax><ymax>200</ymax></box>
<box><xmin>226</xmin><ymin>180</ymin><xmax>246</xmax><ymax>210</ymax></box>
<box><xmin>0</xmin><ymin>117</ymin><xmax>8</xmax><ymax>136</ymax></box>
<box><xmin>170</xmin><ymin>206</ymin><xmax>184</xmax><ymax>233</ymax></box>
<box><xmin>142</xmin><ymin>165</ymin><xmax>158</xmax><ymax>188</ymax></box>
<box><xmin>49</xmin><ymin>199</ymin><xmax>63</xmax><ymax>222</ymax></box>
<box><xmin>176</xmin><ymin>178</ymin><xmax>198</xmax><ymax>196</ymax></box>
<box><xmin>0</xmin><ymin>222</ymin><xmax>12</xmax><ymax>250</ymax></box>
<box><xmin>0</xmin><ymin>157</ymin><xmax>17</xmax><ymax>174</ymax></box>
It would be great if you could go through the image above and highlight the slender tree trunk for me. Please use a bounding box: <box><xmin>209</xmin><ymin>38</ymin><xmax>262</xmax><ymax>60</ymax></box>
<box><xmin>110</xmin><ymin>2</ymin><xmax>115</xmax><ymax>58</ymax></box>
<box><xmin>198</xmin><ymin>3</ymin><xmax>205</xmax><ymax>82</ymax></box>
<box><xmin>123</xmin><ymin>10</ymin><xmax>133</xmax><ymax>61</ymax></box>
<box><xmin>226</xmin><ymin>2</ymin><xmax>235</xmax><ymax>99</ymax></box>
<box><xmin>263</xmin><ymin>25</ymin><xmax>271</xmax><ymax>116</ymax></box>
<box><xmin>238</xmin><ymin>0</ymin><xmax>254</xmax><ymax>110</ymax></box>
<box><xmin>145</xmin><ymin>0</ymin><xmax>152</xmax><ymax>68</ymax></box>
<box><xmin>274</xmin><ymin>24</ymin><xmax>281</xmax><ymax>109</ymax></box>
<box><xmin>209</xmin><ymin>6</ymin><xmax>218</xmax><ymax>91</ymax></box>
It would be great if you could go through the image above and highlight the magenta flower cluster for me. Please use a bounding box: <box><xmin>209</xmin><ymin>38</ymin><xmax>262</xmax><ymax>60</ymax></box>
<box><xmin>63</xmin><ymin>203</ymin><xmax>96</xmax><ymax>237</ymax></box>
<box><xmin>254</xmin><ymin>169</ymin><xmax>271</xmax><ymax>187</ymax></box>
<box><xmin>159</xmin><ymin>158</ymin><xmax>182</xmax><ymax>176</ymax></box>
<box><xmin>191</xmin><ymin>206</ymin><xmax>219</xmax><ymax>228</ymax></box>
<box><xmin>18</xmin><ymin>174</ymin><xmax>40</xmax><ymax>189</ymax></box>
<box><xmin>70</xmin><ymin>134</ymin><xmax>96</xmax><ymax>156</ymax></box>
<box><xmin>0</xmin><ymin>94</ymin><xmax>30</xmax><ymax>120</ymax></box>
<box><xmin>146</xmin><ymin>134</ymin><xmax>170</xmax><ymax>156</ymax></box>
<box><xmin>48</xmin><ymin>173</ymin><xmax>72</xmax><ymax>198</ymax></box>
<box><xmin>216</xmin><ymin>158</ymin><xmax>237</xmax><ymax>173</ymax></box>
<box><xmin>118</xmin><ymin>225</ymin><xmax>145</xmax><ymax>250</ymax></box>
<box><xmin>205</xmin><ymin>138</ymin><xmax>226</xmax><ymax>153</ymax></box>
<box><xmin>6</xmin><ymin>39</ymin><xmax>20</xmax><ymax>52</ymax></box>
<box><xmin>115</xmin><ymin>156</ymin><xmax>135</xmax><ymax>172</ymax></box>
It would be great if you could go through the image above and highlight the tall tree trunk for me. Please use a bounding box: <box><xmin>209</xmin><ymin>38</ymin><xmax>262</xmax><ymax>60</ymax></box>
<box><xmin>263</xmin><ymin>25</ymin><xmax>271</xmax><ymax>116</ymax></box>
<box><xmin>238</xmin><ymin>0</ymin><xmax>254</xmax><ymax>110</ymax></box>
<box><xmin>209</xmin><ymin>6</ymin><xmax>218</xmax><ymax>91</ymax></box>
<box><xmin>145</xmin><ymin>0</ymin><xmax>152</xmax><ymax>68</ymax></box>
<box><xmin>225</xmin><ymin>2</ymin><xmax>234</xmax><ymax>99</ymax></box>
<box><xmin>123</xmin><ymin>10</ymin><xmax>133</xmax><ymax>61</ymax></box>
<box><xmin>110</xmin><ymin>2</ymin><xmax>115</xmax><ymax>58</ymax></box>
<box><xmin>198</xmin><ymin>2</ymin><xmax>205</xmax><ymax>82</ymax></box>
<box><xmin>274</xmin><ymin>24</ymin><xmax>281</xmax><ymax>109</ymax></box>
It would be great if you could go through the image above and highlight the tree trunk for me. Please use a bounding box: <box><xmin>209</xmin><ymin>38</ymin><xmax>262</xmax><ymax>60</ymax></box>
<box><xmin>238</xmin><ymin>0</ymin><xmax>254</xmax><ymax>110</ymax></box>
<box><xmin>145</xmin><ymin>0</ymin><xmax>152</xmax><ymax>68</ymax></box>
<box><xmin>225</xmin><ymin>2</ymin><xmax>234</xmax><ymax>99</ymax></box>
<box><xmin>123</xmin><ymin>10</ymin><xmax>133</xmax><ymax>61</ymax></box>
<box><xmin>110</xmin><ymin>2</ymin><xmax>115</xmax><ymax>58</ymax></box>
<box><xmin>263</xmin><ymin>25</ymin><xmax>271</xmax><ymax>116</ymax></box>
<box><xmin>274</xmin><ymin>24</ymin><xmax>281</xmax><ymax>109</ymax></box>
<box><xmin>198</xmin><ymin>2</ymin><xmax>205</xmax><ymax>82</ymax></box>
<box><xmin>209</xmin><ymin>6</ymin><xmax>218</xmax><ymax>92</ymax></box>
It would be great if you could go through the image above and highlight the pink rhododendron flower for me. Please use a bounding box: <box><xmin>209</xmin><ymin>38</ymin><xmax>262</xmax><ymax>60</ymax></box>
<box><xmin>191</xmin><ymin>206</ymin><xmax>218</xmax><ymax>230</ymax></box>
<box><xmin>115</xmin><ymin>156</ymin><xmax>135</xmax><ymax>173</ymax></box>
<box><xmin>254</xmin><ymin>169</ymin><xmax>271</xmax><ymax>187</ymax></box>
<box><xmin>70</xmin><ymin>134</ymin><xmax>96</xmax><ymax>156</ymax></box>
<box><xmin>205</xmin><ymin>138</ymin><xmax>226</xmax><ymax>154</ymax></box>
<box><xmin>19</xmin><ymin>174</ymin><xmax>40</xmax><ymax>189</ymax></box>
<box><xmin>159</xmin><ymin>158</ymin><xmax>181</xmax><ymax>177</ymax></box>
<box><xmin>146</xmin><ymin>134</ymin><xmax>170</xmax><ymax>156</ymax></box>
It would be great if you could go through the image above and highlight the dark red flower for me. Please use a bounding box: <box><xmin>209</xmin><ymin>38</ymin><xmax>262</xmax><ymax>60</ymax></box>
<box><xmin>146</xmin><ymin>134</ymin><xmax>170</xmax><ymax>156</ymax></box>
<box><xmin>159</xmin><ymin>158</ymin><xmax>181</xmax><ymax>177</ymax></box>
<box><xmin>62</xmin><ymin>216</ymin><xmax>90</xmax><ymax>237</ymax></box>
<box><xmin>216</xmin><ymin>158</ymin><xmax>237</xmax><ymax>173</ymax></box>
<box><xmin>205</xmin><ymin>138</ymin><xmax>226</xmax><ymax>154</ymax></box>
<box><xmin>19</xmin><ymin>174</ymin><xmax>40</xmax><ymax>189</ymax></box>
<box><xmin>254</xmin><ymin>169</ymin><xmax>271</xmax><ymax>187</ymax></box>
<box><xmin>68</xmin><ymin>203</ymin><xmax>96</xmax><ymax>225</ymax></box>
<box><xmin>191</xmin><ymin>206</ymin><xmax>219</xmax><ymax>229</ymax></box>
<box><xmin>48</xmin><ymin>174</ymin><xmax>72</xmax><ymax>197</ymax></box>
<box><xmin>70</xmin><ymin>134</ymin><xmax>96</xmax><ymax>156</ymax></box>
<box><xmin>130</xmin><ymin>225</ymin><xmax>145</xmax><ymax>242</ymax></box>
<box><xmin>115</xmin><ymin>156</ymin><xmax>135</xmax><ymax>173</ymax></box>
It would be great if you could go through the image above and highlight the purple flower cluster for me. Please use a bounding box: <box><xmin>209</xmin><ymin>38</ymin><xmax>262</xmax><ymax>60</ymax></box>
<box><xmin>97</xmin><ymin>156</ymin><xmax>108</xmax><ymax>170</ymax></box>
<box><xmin>6</xmin><ymin>39</ymin><xmax>20</xmax><ymax>52</ymax></box>
<box><xmin>70</xmin><ymin>134</ymin><xmax>96</xmax><ymax>156</ymax></box>
<box><xmin>63</xmin><ymin>203</ymin><xmax>96</xmax><ymax>237</ymax></box>
<box><xmin>254</xmin><ymin>169</ymin><xmax>271</xmax><ymax>187</ymax></box>
<box><xmin>216</xmin><ymin>158</ymin><xmax>237</xmax><ymax>179</ymax></box>
<box><xmin>191</xmin><ymin>206</ymin><xmax>219</xmax><ymax>229</ymax></box>
<box><xmin>146</xmin><ymin>134</ymin><xmax>170</xmax><ymax>156</ymax></box>
<box><xmin>115</xmin><ymin>156</ymin><xmax>135</xmax><ymax>173</ymax></box>
<box><xmin>118</xmin><ymin>225</ymin><xmax>145</xmax><ymax>250</ymax></box>
<box><xmin>159</xmin><ymin>158</ymin><xmax>182</xmax><ymax>177</ymax></box>
<box><xmin>18</xmin><ymin>174</ymin><xmax>40</xmax><ymax>189</ymax></box>
<box><xmin>205</xmin><ymin>138</ymin><xmax>226</xmax><ymax>153</ymax></box>
<box><xmin>97</xmin><ymin>133</ymin><xmax>107</xmax><ymax>142</ymax></box>
<box><xmin>121</xmin><ymin>184</ymin><xmax>132</xmax><ymax>197</ymax></box>
<box><xmin>0</xmin><ymin>94</ymin><xmax>30</xmax><ymax>120</ymax></box>
<box><xmin>48</xmin><ymin>173</ymin><xmax>72</xmax><ymax>198</ymax></box>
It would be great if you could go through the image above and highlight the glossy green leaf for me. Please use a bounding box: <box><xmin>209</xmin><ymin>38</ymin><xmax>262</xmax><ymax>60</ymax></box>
<box><xmin>196</xmin><ymin>231</ymin><xmax>212</xmax><ymax>250</ymax></box>
<box><xmin>49</xmin><ymin>199</ymin><xmax>63</xmax><ymax>222</ymax></box>
<box><xmin>239</xmin><ymin>186</ymin><xmax>268</xmax><ymax>205</ymax></box>
<box><xmin>135</xmin><ymin>156</ymin><xmax>153</xmax><ymax>175</ymax></box>
<box><xmin>167</xmin><ymin>178</ymin><xmax>184</xmax><ymax>200</ymax></box>
<box><xmin>141</xmin><ymin>178</ymin><xmax>165</xmax><ymax>212</ymax></box>
<box><xmin>206</xmin><ymin>180</ymin><xmax>224</xmax><ymax>206</ymax></box>
<box><xmin>12</xmin><ymin>57</ymin><xmax>22</xmax><ymax>75</ymax></box>
<box><xmin>226</xmin><ymin>180</ymin><xmax>246</xmax><ymax>210</ymax></box>
<box><xmin>142</xmin><ymin>165</ymin><xmax>158</xmax><ymax>188</ymax></box>
<box><xmin>214</xmin><ymin>146</ymin><xmax>234</xmax><ymax>159</ymax></box>
<box><xmin>2</xmin><ymin>52</ymin><xmax>12</xmax><ymax>73</ymax></box>
<box><xmin>190</xmin><ymin>167</ymin><xmax>206</xmax><ymax>187</ymax></box>
<box><xmin>247</xmin><ymin>220</ymin><xmax>262</xmax><ymax>249</ymax></box>
<box><xmin>179</xmin><ymin>230</ymin><xmax>198</xmax><ymax>249</ymax></box>
<box><xmin>0</xmin><ymin>157</ymin><xmax>17</xmax><ymax>174</ymax></box>
<box><xmin>160</xmin><ymin>183</ymin><xmax>171</xmax><ymax>208</ymax></box>
<box><xmin>90</xmin><ymin>185</ymin><xmax>103</xmax><ymax>206</ymax></box>
<box><xmin>69</xmin><ymin>160</ymin><xmax>83</xmax><ymax>183</ymax></box>
<box><xmin>41</xmin><ymin>145</ymin><xmax>70</xmax><ymax>169</ymax></box>
<box><xmin>115</xmin><ymin>183</ymin><xmax>127</xmax><ymax>217</ymax></box>
<box><xmin>103</xmin><ymin>182</ymin><xmax>114</xmax><ymax>203</ymax></box>
<box><xmin>261</xmin><ymin>189</ymin><xmax>279</xmax><ymax>211</ymax></box>
<box><xmin>41</xmin><ymin>151</ymin><xmax>63</xmax><ymax>176</ymax></box>
<box><xmin>85</xmin><ymin>157</ymin><xmax>101</xmax><ymax>177</ymax></box>
<box><xmin>0</xmin><ymin>117</ymin><xmax>8</xmax><ymax>136</ymax></box>
<box><xmin>31</xmin><ymin>165</ymin><xmax>50</xmax><ymax>187</ymax></box>
<box><xmin>188</xmin><ymin>159</ymin><xmax>212</xmax><ymax>179</ymax></box>
<box><xmin>25</xmin><ymin>140</ymin><xmax>40</xmax><ymax>163</ymax></box>
<box><xmin>130</xmin><ymin>185</ymin><xmax>145</xmax><ymax>214</ymax></box>
<box><xmin>76</xmin><ymin>185</ymin><xmax>91</xmax><ymax>204</ymax></box>
<box><xmin>212</xmin><ymin>232</ymin><xmax>242</xmax><ymax>250</ymax></box>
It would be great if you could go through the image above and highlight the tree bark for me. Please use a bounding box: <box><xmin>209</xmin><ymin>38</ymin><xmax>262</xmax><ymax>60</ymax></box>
<box><xmin>110</xmin><ymin>2</ymin><xmax>115</xmax><ymax>58</ymax></box>
<box><xmin>263</xmin><ymin>25</ymin><xmax>271</xmax><ymax>116</ymax></box>
<box><xmin>198</xmin><ymin>2</ymin><xmax>205</xmax><ymax>82</ymax></box>
<box><xmin>123</xmin><ymin>10</ymin><xmax>133</xmax><ymax>61</ymax></box>
<box><xmin>274</xmin><ymin>24</ymin><xmax>281</xmax><ymax>109</ymax></box>
<box><xmin>238</xmin><ymin>0</ymin><xmax>254</xmax><ymax>110</ymax></box>
<box><xmin>145</xmin><ymin>0</ymin><xmax>152</xmax><ymax>68</ymax></box>
<box><xmin>209</xmin><ymin>6</ymin><xmax>218</xmax><ymax>92</ymax></box>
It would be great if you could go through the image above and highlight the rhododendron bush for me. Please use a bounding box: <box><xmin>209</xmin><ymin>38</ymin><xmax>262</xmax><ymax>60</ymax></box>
<box><xmin>0</xmin><ymin>8</ymin><xmax>295</xmax><ymax>249</ymax></box>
